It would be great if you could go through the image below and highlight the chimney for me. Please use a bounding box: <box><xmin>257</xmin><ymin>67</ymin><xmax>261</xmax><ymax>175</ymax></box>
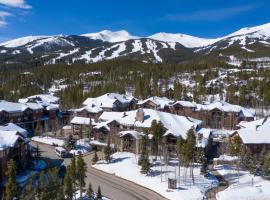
<box><xmin>136</xmin><ymin>108</ymin><xmax>145</xmax><ymax>122</ymax></box>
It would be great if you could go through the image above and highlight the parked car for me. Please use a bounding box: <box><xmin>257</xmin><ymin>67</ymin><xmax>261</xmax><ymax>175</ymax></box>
<box><xmin>55</xmin><ymin>147</ymin><xmax>68</xmax><ymax>158</ymax></box>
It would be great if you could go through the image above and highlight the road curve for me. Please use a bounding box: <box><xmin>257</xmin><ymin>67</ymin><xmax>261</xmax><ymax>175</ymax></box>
<box><xmin>32</xmin><ymin>141</ymin><xmax>167</xmax><ymax>200</ymax></box>
<box><xmin>86</xmin><ymin>166</ymin><xmax>167</xmax><ymax>200</ymax></box>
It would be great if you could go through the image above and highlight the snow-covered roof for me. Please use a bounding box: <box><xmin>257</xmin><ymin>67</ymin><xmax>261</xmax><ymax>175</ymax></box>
<box><xmin>195</xmin><ymin>101</ymin><xmax>255</xmax><ymax>118</ymax></box>
<box><xmin>83</xmin><ymin>93</ymin><xmax>135</xmax><ymax>109</ymax></box>
<box><xmin>237</xmin><ymin>117</ymin><xmax>270</xmax><ymax>144</ymax></box>
<box><xmin>71</xmin><ymin>116</ymin><xmax>91</xmax><ymax>125</ymax></box>
<box><xmin>0</xmin><ymin>123</ymin><xmax>29</xmax><ymax>138</ymax></box>
<box><xmin>100</xmin><ymin>109</ymin><xmax>202</xmax><ymax>139</ymax></box>
<box><xmin>119</xmin><ymin>130</ymin><xmax>144</xmax><ymax>140</ymax></box>
<box><xmin>92</xmin><ymin>120</ymin><xmax>112</xmax><ymax>131</ymax></box>
<box><xmin>0</xmin><ymin>101</ymin><xmax>28</xmax><ymax>113</ymax></box>
<box><xmin>172</xmin><ymin>101</ymin><xmax>197</xmax><ymax>108</ymax></box>
<box><xmin>45</xmin><ymin>104</ymin><xmax>59</xmax><ymax>111</ymax></box>
<box><xmin>75</xmin><ymin>104</ymin><xmax>103</xmax><ymax>114</ymax></box>
<box><xmin>24</xmin><ymin>102</ymin><xmax>43</xmax><ymax>110</ymax></box>
<box><xmin>238</xmin><ymin>118</ymin><xmax>264</xmax><ymax>129</ymax></box>
<box><xmin>20</xmin><ymin>94</ymin><xmax>60</xmax><ymax>109</ymax></box>
<box><xmin>138</xmin><ymin>96</ymin><xmax>173</xmax><ymax>109</ymax></box>
<box><xmin>0</xmin><ymin>130</ymin><xmax>22</xmax><ymax>151</ymax></box>
<box><xmin>28</xmin><ymin>94</ymin><xmax>59</xmax><ymax>104</ymax></box>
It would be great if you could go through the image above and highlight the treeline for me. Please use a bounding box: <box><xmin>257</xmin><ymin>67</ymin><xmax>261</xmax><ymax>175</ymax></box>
<box><xmin>1</xmin><ymin>59</ymin><xmax>270</xmax><ymax>109</ymax></box>
<box><xmin>3</xmin><ymin>155</ymin><xmax>103</xmax><ymax>200</ymax></box>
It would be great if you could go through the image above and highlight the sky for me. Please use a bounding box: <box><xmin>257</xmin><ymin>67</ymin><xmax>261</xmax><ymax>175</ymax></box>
<box><xmin>0</xmin><ymin>0</ymin><xmax>270</xmax><ymax>42</ymax></box>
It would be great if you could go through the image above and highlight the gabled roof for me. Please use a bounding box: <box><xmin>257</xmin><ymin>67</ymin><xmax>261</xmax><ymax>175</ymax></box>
<box><xmin>83</xmin><ymin>93</ymin><xmax>135</xmax><ymax>109</ymax></box>
<box><xmin>0</xmin><ymin>130</ymin><xmax>24</xmax><ymax>151</ymax></box>
<box><xmin>195</xmin><ymin>101</ymin><xmax>255</xmax><ymax>118</ymax></box>
<box><xmin>19</xmin><ymin>94</ymin><xmax>60</xmax><ymax>109</ymax></box>
<box><xmin>27</xmin><ymin>94</ymin><xmax>59</xmax><ymax>105</ymax></box>
<box><xmin>100</xmin><ymin>109</ymin><xmax>202</xmax><ymax>139</ymax></box>
<box><xmin>171</xmin><ymin>101</ymin><xmax>197</xmax><ymax>108</ymax></box>
<box><xmin>236</xmin><ymin>117</ymin><xmax>270</xmax><ymax>144</ymax></box>
<box><xmin>0</xmin><ymin>123</ymin><xmax>29</xmax><ymax>138</ymax></box>
<box><xmin>119</xmin><ymin>130</ymin><xmax>144</xmax><ymax>140</ymax></box>
<box><xmin>75</xmin><ymin>104</ymin><xmax>103</xmax><ymax>114</ymax></box>
<box><xmin>137</xmin><ymin>96</ymin><xmax>173</xmax><ymax>109</ymax></box>
<box><xmin>0</xmin><ymin>101</ymin><xmax>28</xmax><ymax>113</ymax></box>
<box><xmin>71</xmin><ymin>116</ymin><xmax>91</xmax><ymax>125</ymax></box>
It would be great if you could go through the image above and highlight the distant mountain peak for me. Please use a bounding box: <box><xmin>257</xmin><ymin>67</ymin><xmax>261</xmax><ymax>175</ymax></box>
<box><xmin>81</xmin><ymin>30</ymin><xmax>139</xmax><ymax>43</ymax></box>
<box><xmin>148</xmin><ymin>32</ymin><xmax>219</xmax><ymax>48</ymax></box>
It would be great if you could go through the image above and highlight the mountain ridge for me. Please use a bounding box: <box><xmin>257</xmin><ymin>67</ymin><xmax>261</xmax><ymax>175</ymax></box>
<box><xmin>0</xmin><ymin>22</ymin><xmax>270</xmax><ymax>65</ymax></box>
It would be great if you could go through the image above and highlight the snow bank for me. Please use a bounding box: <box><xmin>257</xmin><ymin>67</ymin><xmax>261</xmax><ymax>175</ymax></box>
<box><xmin>214</xmin><ymin>164</ymin><xmax>270</xmax><ymax>200</ymax></box>
<box><xmin>94</xmin><ymin>152</ymin><xmax>218</xmax><ymax>200</ymax></box>
<box><xmin>31</xmin><ymin>136</ymin><xmax>65</xmax><ymax>146</ymax></box>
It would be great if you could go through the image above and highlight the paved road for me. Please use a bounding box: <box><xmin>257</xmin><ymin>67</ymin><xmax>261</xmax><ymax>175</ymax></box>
<box><xmin>31</xmin><ymin>141</ymin><xmax>167</xmax><ymax>200</ymax></box>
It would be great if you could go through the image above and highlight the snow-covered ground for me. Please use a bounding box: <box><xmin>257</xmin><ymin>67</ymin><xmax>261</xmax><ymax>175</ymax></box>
<box><xmin>214</xmin><ymin>164</ymin><xmax>270</xmax><ymax>200</ymax></box>
<box><xmin>74</xmin><ymin>190</ymin><xmax>110</xmax><ymax>200</ymax></box>
<box><xmin>31</xmin><ymin>136</ymin><xmax>65</xmax><ymax>146</ymax></box>
<box><xmin>94</xmin><ymin>152</ymin><xmax>218</xmax><ymax>200</ymax></box>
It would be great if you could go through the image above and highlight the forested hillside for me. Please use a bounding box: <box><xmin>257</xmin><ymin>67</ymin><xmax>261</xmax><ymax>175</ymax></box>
<box><xmin>1</xmin><ymin>59</ymin><xmax>270</xmax><ymax>112</ymax></box>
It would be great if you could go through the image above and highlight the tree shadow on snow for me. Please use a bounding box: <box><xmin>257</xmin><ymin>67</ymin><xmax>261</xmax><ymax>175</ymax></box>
<box><xmin>111</xmin><ymin>157</ymin><xmax>130</xmax><ymax>164</ymax></box>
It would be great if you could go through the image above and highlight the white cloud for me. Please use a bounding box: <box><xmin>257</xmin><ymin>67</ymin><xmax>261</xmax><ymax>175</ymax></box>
<box><xmin>0</xmin><ymin>0</ymin><xmax>31</xmax><ymax>9</ymax></box>
<box><xmin>0</xmin><ymin>11</ymin><xmax>11</xmax><ymax>27</ymax></box>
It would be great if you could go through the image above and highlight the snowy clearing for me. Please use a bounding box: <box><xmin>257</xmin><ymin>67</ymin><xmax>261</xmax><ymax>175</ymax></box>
<box><xmin>94</xmin><ymin>152</ymin><xmax>218</xmax><ymax>200</ymax></box>
<box><xmin>214</xmin><ymin>164</ymin><xmax>270</xmax><ymax>200</ymax></box>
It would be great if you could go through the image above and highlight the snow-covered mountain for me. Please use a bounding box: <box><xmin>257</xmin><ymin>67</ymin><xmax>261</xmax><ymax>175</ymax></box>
<box><xmin>81</xmin><ymin>30</ymin><xmax>139</xmax><ymax>43</ymax></box>
<box><xmin>0</xmin><ymin>23</ymin><xmax>270</xmax><ymax>65</ymax></box>
<box><xmin>149</xmin><ymin>33</ymin><xmax>219</xmax><ymax>48</ymax></box>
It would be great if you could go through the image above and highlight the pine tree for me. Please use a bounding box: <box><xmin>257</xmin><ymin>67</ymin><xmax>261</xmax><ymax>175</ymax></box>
<box><xmin>87</xmin><ymin>183</ymin><xmax>93</xmax><ymax>198</ymax></box>
<box><xmin>76</xmin><ymin>155</ymin><xmax>87</xmax><ymax>200</ymax></box>
<box><xmin>92</xmin><ymin>151</ymin><xmax>99</xmax><ymax>164</ymax></box>
<box><xmin>104</xmin><ymin>141</ymin><xmax>112</xmax><ymax>163</ymax></box>
<box><xmin>37</xmin><ymin>170</ymin><xmax>46</xmax><ymax>199</ymax></box>
<box><xmin>36</xmin><ymin>144</ymin><xmax>41</xmax><ymax>158</ymax></box>
<box><xmin>263</xmin><ymin>155</ymin><xmax>270</xmax><ymax>179</ymax></box>
<box><xmin>184</xmin><ymin>129</ymin><xmax>196</xmax><ymax>184</ymax></box>
<box><xmin>140</xmin><ymin>155</ymin><xmax>150</xmax><ymax>174</ymax></box>
<box><xmin>230</xmin><ymin>135</ymin><xmax>242</xmax><ymax>156</ymax></box>
<box><xmin>41</xmin><ymin>168</ymin><xmax>62</xmax><ymax>200</ymax></box>
<box><xmin>70</xmin><ymin>156</ymin><xmax>77</xmax><ymax>189</ymax></box>
<box><xmin>5</xmin><ymin>159</ymin><xmax>19</xmax><ymax>200</ymax></box>
<box><xmin>64</xmin><ymin>166</ymin><xmax>74</xmax><ymax>200</ymax></box>
<box><xmin>138</xmin><ymin>135</ymin><xmax>148</xmax><ymax>166</ymax></box>
<box><xmin>97</xmin><ymin>185</ymin><xmax>102</xmax><ymax>199</ymax></box>
<box><xmin>20</xmin><ymin>173</ymin><xmax>35</xmax><ymax>200</ymax></box>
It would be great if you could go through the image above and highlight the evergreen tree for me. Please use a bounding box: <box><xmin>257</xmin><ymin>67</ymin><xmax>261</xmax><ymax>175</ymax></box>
<box><xmin>20</xmin><ymin>173</ymin><xmax>35</xmax><ymax>200</ymax></box>
<box><xmin>183</xmin><ymin>129</ymin><xmax>196</xmax><ymax>184</ymax></box>
<box><xmin>92</xmin><ymin>151</ymin><xmax>99</xmax><ymax>164</ymax></box>
<box><xmin>140</xmin><ymin>155</ymin><xmax>151</xmax><ymax>174</ymax></box>
<box><xmin>97</xmin><ymin>185</ymin><xmax>102</xmax><ymax>199</ymax></box>
<box><xmin>230</xmin><ymin>135</ymin><xmax>242</xmax><ymax>156</ymax></box>
<box><xmin>70</xmin><ymin>156</ymin><xmax>77</xmax><ymax>191</ymax></box>
<box><xmin>36</xmin><ymin>170</ymin><xmax>46</xmax><ymax>199</ymax></box>
<box><xmin>5</xmin><ymin>159</ymin><xmax>19</xmax><ymax>200</ymax></box>
<box><xmin>138</xmin><ymin>135</ymin><xmax>151</xmax><ymax>174</ymax></box>
<box><xmin>64</xmin><ymin>166</ymin><xmax>74</xmax><ymax>200</ymax></box>
<box><xmin>36</xmin><ymin>144</ymin><xmax>41</xmax><ymax>158</ymax></box>
<box><xmin>87</xmin><ymin>183</ymin><xmax>93</xmax><ymax>198</ymax></box>
<box><xmin>104</xmin><ymin>141</ymin><xmax>112</xmax><ymax>163</ymax></box>
<box><xmin>263</xmin><ymin>155</ymin><xmax>270</xmax><ymax>179</ymax></box>
<box><xmin>76</xmin><ymin>155</ymin><xmax>87</xmax><ymax>200</ymax></box>
<box><xmin>41</xmin><ymin>168</ymin><xmax>62</xmax><ymax>200</ymax></box>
